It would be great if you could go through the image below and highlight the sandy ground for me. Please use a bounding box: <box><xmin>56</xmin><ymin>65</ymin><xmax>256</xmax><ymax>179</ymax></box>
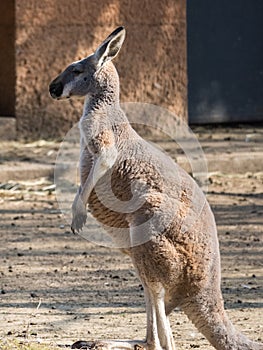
<box><xmin>0</xmin><ymin>125</ymin><xmax>262</xmax><ymax>349</ymax></box>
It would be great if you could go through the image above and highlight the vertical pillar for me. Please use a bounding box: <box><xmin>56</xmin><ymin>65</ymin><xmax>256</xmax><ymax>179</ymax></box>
<box><xmin>0</xmin><ymin>0</ymin><xmax>15</xmax><ymax>117</ymax></box>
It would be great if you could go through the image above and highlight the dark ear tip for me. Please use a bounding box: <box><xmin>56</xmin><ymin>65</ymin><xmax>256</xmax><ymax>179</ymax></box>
<box><xmin>111</xmin><ymin>26</ymin><xmax>125</xmax><ymax>36</ymax></box>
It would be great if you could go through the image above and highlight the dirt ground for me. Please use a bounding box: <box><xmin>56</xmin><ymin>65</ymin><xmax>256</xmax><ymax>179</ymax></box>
<box><xmin>0</xmin><ymin>125</ymin><xmax>262</xmax><ymax>349</ymax></box>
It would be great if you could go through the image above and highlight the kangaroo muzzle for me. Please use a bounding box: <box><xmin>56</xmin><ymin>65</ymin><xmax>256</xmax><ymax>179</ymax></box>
<box><xmin>49</xmin><ymin>81</ymin><xmax>63</xmax><ymax>99</ymax></box>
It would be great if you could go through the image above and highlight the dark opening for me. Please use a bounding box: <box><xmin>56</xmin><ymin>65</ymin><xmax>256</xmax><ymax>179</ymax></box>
<box><xmin>187</xmin><ymin>0</ymin><xmax>263</xmax><ymax>124</ymax></box>
<box><xmin>0</xmin><ymin>0</ymin><xmax>15</xmax><ymax>117</ymax></box>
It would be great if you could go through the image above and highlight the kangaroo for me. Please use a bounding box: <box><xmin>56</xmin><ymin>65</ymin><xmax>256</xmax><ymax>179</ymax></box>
<box><xmin>49</xmin><ymin>27</ymin><xmax>262</xmax><ymax>350</ymax></box>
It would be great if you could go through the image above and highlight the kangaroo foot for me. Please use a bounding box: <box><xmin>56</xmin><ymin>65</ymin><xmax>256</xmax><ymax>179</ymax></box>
<box><xmin>71</xmin><ymin>340</ymin><xmax>148</xmax><ymax>350</ymax></box>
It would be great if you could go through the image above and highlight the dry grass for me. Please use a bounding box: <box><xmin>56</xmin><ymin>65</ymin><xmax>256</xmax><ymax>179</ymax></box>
<box><xmin>0</xmin><ymin>339</ymin><xmax>65</xmax><ymax>350</ymax></box>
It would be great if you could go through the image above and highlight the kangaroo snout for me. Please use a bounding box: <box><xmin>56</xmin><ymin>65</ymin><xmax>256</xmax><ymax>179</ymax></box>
<box><xmin>49</xmin><ymin>80</ymin><xmax>63</xmax><ymax>99</ymax></box>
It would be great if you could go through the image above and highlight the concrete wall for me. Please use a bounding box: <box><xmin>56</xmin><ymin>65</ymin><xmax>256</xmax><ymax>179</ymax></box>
<box><xmin>15</xmin><ymin>0</ymin><xmax>187</xmax><ymax>139</ymax></box>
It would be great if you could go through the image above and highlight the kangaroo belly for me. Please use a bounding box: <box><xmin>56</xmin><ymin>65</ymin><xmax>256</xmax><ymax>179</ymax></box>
<box><xmin>88</xmin><ymin>189</ymin><xmax>130</xmax><ymax>228</ymax></box>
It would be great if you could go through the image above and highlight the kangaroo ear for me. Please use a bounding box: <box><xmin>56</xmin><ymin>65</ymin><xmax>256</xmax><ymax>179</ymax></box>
<box><xmin>95</xmin><ymin>26</ymin><xmax>126</xmax><ymax>69</ymax></box>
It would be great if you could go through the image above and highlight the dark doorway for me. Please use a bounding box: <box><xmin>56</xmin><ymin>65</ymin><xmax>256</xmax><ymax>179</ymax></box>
<box><xmin>187</xmin><ymin>0</ymin><xmax>263</xmax><ymax>124</ymax></box>
<box><xmin>0</xmin><ymin>0</ymin><xmax>15</xmax><ymax>117</ymax></box>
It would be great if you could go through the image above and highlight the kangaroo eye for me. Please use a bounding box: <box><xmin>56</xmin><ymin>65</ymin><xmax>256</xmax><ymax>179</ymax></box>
<box><xmin>73</xmin><ymin>69</ymin><xmax>82</xmax><ymax>74</ymax></box>
<box><xmin>72</xmin><ymin>66</ymin><xmax>83</xmax><ymax>74</ymax></box>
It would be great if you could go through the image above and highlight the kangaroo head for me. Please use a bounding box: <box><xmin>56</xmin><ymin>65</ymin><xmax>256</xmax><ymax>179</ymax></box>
<box><xmin>49</xmin><ymin>26</ymin><xmax>125</xmax><ymax>100</ymax></box>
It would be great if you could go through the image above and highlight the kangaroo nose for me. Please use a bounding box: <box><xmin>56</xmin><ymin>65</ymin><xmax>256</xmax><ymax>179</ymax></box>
<box><xmin>49</xmin><ymin>81</ymin><xmax>63</xmax><ymax>99</ymax></box>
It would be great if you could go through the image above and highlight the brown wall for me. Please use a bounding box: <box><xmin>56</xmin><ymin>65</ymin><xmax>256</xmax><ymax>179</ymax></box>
<box><xmin>15</xmin><ymin>0</ymin><xmax>187</xmax><ymax>139</ymax></box>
